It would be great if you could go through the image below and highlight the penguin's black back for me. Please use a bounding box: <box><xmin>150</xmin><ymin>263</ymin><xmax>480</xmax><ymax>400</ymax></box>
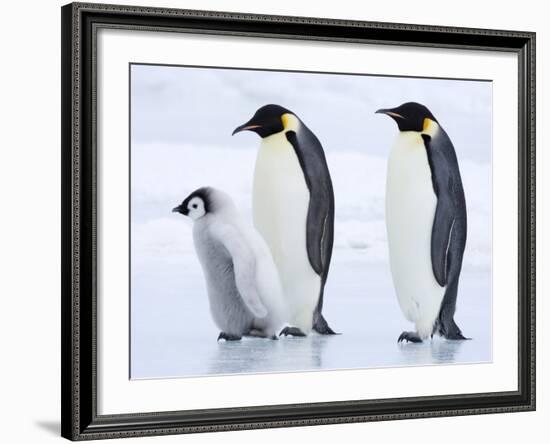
<box><xmin>285</xmin><ymin>122</ymin><xmax>335</xmax><ymax>331</ymax></box>
<box><xmin>423</xmin><ymin>126</ymin><xmax>468</xmax><ymax>338</ymax></box>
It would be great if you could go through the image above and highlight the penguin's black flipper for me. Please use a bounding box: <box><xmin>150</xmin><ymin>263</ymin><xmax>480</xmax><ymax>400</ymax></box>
<box><xmin>286</xmin><ymin>129</ymin><xmax>335</xmax><ymax>329</ymax></box>
<box><xmin>423</xmin><ymin>133</ymin><xmax>455</xmax><ymax>287</ymax></box>
<box><xmin>431</xmin><ymin>202</ymin><xmax>455</xmax><ymax>287</ymax></box>
<box><xmin>286</xmin><ymin>130</ymin><xmax>334</xmax><ymax>278</ymax></box>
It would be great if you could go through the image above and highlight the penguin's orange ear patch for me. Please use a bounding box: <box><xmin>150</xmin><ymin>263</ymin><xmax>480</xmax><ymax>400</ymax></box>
<box><xmin>423</xmin><ymin>118</ymin><xmax>434</xmax><ymax>132</ymax></box>
<box><xmin>281</xmin><ymin>113</ymin><xmax>299</xmax><ymax>132</ymax></box>
<box><xmin>281</xmin><ymin>113</ymin><xmax>290</xmax><ymax>129</ymax></box>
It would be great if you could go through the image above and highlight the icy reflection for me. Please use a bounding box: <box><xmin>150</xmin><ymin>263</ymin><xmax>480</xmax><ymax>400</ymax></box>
<box><xmin>208</xmin><ymin>335</ymin><xmax>331</xmax><ymax>375</ymax></box>
<box><xmin>396</xmin><ymin>338</ymin><xmax>465</xmax><ymax>366</ymax></box>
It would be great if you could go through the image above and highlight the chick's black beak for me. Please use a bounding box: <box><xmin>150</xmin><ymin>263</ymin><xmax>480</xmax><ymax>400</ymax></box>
<box><xmin>172</xmin><ymin>204</ymin><xmax>186</xmax><ymax>215</ymax></box>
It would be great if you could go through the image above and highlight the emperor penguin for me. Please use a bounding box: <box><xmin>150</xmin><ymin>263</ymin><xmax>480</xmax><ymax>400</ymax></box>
<box><xmin>172</xmin><ymin>187</ymin><xmax>288</xmax><ymax>341</ymax></box>
<box><xmin>233</xmin><ymin>104</ymin><xmax>336</xmax><ymax>336</ymax></box>
<box><xmin>376</xmin><ymin>102</ymin><xmax>468</xmax><ymax>343</ymax></box>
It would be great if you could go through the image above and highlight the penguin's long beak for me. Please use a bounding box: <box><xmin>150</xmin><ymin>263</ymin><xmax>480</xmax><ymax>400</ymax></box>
<box><xmin>375</xmin><ymin>108</ymin><xmax>405</xmax><ymax>119</ymax></box>
<box><xmin>232</xmin><ymin>123</ymin><xmax>261</xmax><ymax>135</ymax></box>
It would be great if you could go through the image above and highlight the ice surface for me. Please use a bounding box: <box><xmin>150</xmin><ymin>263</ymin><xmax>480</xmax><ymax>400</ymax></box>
<box><xmin>131</xmin><ymin>257</ymin><xmax>491</xmax><ymax>379</ymax></box>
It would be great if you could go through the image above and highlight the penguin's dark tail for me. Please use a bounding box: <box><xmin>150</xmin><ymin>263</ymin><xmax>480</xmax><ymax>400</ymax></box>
<box><xmin>313</xmin><ymin>313</ymin><xmax>339</xmax><ymax>335</ymax></box>
<box><xmin>437</xmin><ymin>317</ymin><xmax>470</xmax><ymax>340</ymax></box>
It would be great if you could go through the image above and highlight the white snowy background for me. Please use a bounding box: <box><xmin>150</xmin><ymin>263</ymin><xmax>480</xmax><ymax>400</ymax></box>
<box><xmin>130</xmin><ymin>64</ymin><xmax>492</xmax><ymax>379</ymax></box>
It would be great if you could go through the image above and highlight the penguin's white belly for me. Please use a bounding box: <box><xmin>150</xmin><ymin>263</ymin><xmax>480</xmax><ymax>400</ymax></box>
<box><xmin>386</xmin><ymin>132</ymin><xmax>446</xmax><ymax>338</ymax></box>
<box><xmin>252</xmin><ymin>132</ymin><xmax>320</xmax><ymax>332</ymax></box>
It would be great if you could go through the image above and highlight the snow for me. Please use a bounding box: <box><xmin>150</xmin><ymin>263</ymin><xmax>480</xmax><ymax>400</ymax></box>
<box><xmin>131</xmin><ymin>143</ymin><xmax>492</xmax><ymax>269</ymax></box>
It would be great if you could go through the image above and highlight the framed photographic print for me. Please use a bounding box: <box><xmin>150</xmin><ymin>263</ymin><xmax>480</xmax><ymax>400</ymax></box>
<box><xmin>61</xmin><ymin>2</ymin><xmax>536</xmax><ymax>440</ymax></box>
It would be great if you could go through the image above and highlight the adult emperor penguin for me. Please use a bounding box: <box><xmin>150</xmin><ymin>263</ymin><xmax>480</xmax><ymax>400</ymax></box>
<box><xmin>376</xmin><ymin>102</ymin><xmax>468</xmax><ymax>343</ymax></box>
<box><xmin>173</xmin><ymin>187</ymin><xmax>288</xmax><ymax>341</ymax></box>
<box><xmin>232</xmin><ymin>104</ymin><xmax>336</xmax><ymax>336</ymax></box>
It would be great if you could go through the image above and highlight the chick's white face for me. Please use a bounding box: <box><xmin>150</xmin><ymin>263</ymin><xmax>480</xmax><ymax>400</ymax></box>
<box><xmin>187</xmin><ymin>196</ymin><xmax>206</xmax><ymax>220</ymax></box>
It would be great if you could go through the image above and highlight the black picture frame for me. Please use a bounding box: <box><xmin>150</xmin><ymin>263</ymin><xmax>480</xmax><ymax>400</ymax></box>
<box><xmin>61</xmin><ymin>2</ymin><xmax>536</xmax><ymax>440</ymax></box>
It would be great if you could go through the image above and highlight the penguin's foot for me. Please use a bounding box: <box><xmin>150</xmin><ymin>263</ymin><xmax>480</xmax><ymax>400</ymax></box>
<box><xmin>217</xmin><ymin>332</ymin><xmax>242</xmax><ymax>341</ymax></box>
<box><xmin>245</xmin><ymin>329</ymin><xmax>279</xmax><ymax>340</ymax></box>
<box><xmin>398</xmin><ymin>331</ymin><xmax>423</xmax><ymax>343</ymax></box>
<box><xmin>279</xmin><ymin>326</ymin><xmax>307</xmax><ymax>337</ymax></box>
<box><xmin>245</xmin><ymin>329</ymin><xmax>267</xmax><ymax>338</ymax></box>
<box><xmin>444</xmin><ymin>331</ymin><xmax>470</xmax><ymax>341</ymax></box>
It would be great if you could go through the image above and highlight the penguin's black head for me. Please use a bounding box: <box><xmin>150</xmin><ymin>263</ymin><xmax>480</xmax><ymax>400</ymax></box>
<box><xmin>232</xmin><ymin>104</ymin><xmax>294</xmax><ymax>138</ymax></box>
<box><xmin>172</xmin><ymin>187</ymin><xmax>212</xmax><ymax>221</ymax></box>
<box><xmin>376</xmin><ymin>102</ymin><xmax>438</xmax><ymax>132</ymax></box>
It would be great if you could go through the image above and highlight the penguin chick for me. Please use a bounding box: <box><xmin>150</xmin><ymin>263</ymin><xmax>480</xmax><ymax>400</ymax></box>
<box><xmin>173</xmin><ymin>187</ymin><xmax>288</xmax><ymax>341</ymax></box>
